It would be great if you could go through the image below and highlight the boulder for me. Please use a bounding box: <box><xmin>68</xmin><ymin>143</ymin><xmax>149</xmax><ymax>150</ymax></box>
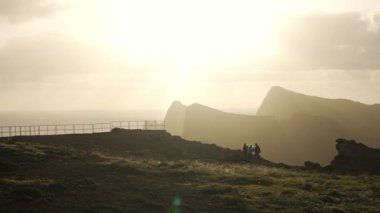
<box><xmin>329</xmin><ymin>138</ymin><xmax>380</xmax><ymax>174</ymax></box>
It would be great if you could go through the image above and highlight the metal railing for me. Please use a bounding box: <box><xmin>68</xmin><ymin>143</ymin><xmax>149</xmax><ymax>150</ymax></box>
<box><xmin>0</xmin><ymin>120</ymin><xmax>165</xmax><ymax>138</ymax></box>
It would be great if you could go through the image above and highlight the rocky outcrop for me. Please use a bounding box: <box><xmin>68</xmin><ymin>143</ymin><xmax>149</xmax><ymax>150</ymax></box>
<box><xmin>329</xmin><ymin>139</ymin><xmax>380</xmax><ymax>174</ymax></box>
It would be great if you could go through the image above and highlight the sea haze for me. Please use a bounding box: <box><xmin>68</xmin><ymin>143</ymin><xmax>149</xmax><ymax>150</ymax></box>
<box><xmin>0</xmin><ymin>110</ymin><xmax>165</xmax><ymax>126</ymax></box>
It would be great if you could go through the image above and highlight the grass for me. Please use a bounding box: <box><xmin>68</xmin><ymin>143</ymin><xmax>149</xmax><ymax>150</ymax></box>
<box><xmin>0</xmin><ymin>131</ymin><xmax>379</xmax><ymax>212</ymax></box>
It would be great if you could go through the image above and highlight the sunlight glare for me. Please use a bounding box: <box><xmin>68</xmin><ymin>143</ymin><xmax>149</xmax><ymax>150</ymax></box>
<box><xmin>102</xmin><ymin>0</ymin><xmax>284</xmax><ymax>68</ymax></box>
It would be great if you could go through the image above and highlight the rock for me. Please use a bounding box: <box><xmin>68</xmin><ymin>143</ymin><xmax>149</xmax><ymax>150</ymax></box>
<box><xmin>304</xmin><ymin>161</ymin><xmax>322</xmax><ymax>170</ymax></box>
<box><xmin>329</xmin><ymin>138</ymin><xmax>380</xmax><ymax>174</ymax></box>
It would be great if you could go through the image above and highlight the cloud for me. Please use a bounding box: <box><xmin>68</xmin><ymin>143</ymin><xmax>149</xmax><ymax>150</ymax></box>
<box><xmin>0</xmin><ymin>34</ymin><xmax>112</xmax><ymax>82</ymax></box>
<box><xmin>0</xmin><ymin>33</ymin><xmax>161</xmax><ymax>83</ymax></box>
<box><xmin>255</xmin><ymin>12</ymin><xmax>380</xmax><ymax>71</ymax></box>
<box><xmin>0</xmin><ymin>0</ymin><xmax>68</xmax><ymax>23</ymax></box>
<box><xmin>0</xmin><ymin>34</ymin><xmax>166</xmax><ymax>110</ymax></box>
<box><xmin>209</xmin><ymin>70</ymin><xmax>373</xmax><ymax>83</ymax></box>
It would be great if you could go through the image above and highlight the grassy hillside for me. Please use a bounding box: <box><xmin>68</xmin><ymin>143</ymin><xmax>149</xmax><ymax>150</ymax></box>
<box><xmin>0</xmin><ymin>130</ymin><xmax>379</xmax><ymax>212</ymax></box>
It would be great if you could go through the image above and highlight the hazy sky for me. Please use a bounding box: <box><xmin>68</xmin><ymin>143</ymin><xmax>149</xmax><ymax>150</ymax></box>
<box><xmin>1</xmin><ymin>0</ymin><xmax>380</xmax><ymax>112</ymax></box>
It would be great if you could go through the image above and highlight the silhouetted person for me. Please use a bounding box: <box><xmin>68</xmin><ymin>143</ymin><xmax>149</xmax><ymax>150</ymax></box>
<box><xmin>254</xmin><ymin>143</ymin><xmax>261</xmax><ymax>160</ymax></box>
<box><xmin>248</xmin><ymin>145</ymin><xmax>254</xmax><ymax>157</ymax></box>
<box><xmin>242</xmin><ymin>143</ymin><xmax>248</xmax><ymax>157</ymax></box>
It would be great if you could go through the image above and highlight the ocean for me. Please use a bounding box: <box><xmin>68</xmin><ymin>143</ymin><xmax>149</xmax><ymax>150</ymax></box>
<box><xmin>0</xmin><ymin>110</ymin><xmax>166</xmax><ymax>126</ymax></box>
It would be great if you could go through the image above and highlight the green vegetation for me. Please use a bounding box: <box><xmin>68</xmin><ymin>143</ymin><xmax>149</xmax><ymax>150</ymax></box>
<box><xmin>0</xmin><ymin>132</ymin><xmax>379</xmax><ymax>212</ymax></box>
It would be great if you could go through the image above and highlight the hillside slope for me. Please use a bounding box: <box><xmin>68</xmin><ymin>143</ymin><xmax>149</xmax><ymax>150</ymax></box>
<box><xmin>0</xmin><ymin>131</ymin><xmax>379</xmax><ymax>212</ymax></box>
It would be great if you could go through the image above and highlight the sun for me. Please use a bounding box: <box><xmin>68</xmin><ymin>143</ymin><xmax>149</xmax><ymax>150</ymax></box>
<box><xmin>102</xmin><ymin>0</ymin><xmax>283</xmax><ymax>68</ymax></box>
<box><xmin>71</xmin><ymin>0</ymin><xmax>298</xmax><ymax>101</ymax></box>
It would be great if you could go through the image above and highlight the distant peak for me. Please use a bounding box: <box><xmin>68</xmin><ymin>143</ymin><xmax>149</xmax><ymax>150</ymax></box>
<box><xmin>265</xmin><ymin>86</ymin><xmax>305</xmax><ymax>99</ymax></box>
<box><xmin>170</xmin><ymin>101</ymin><xmax>186</xmax><ymax>107</ymax></box>
<box><xmin>188</xmin><ymin>103</ymin><xmax>209</xmax><ymax>109</ymax></box>
<box><xmin>188</xmin><ymin>103</ymin><xmax>223</xmax><ymax>112</ymax></box>
<box><xmin>256</xmin><ymin>86</ymin><xmax>305</xmax><ymax>117</ymax></box>
<box><xmin>270</xmin><ymin>86</ymin><xmax>287</xmax><ymax>91</ymax></box>
<box><xmin>172</xmin><ymin>100</ymin><xmax>183</xmax><ymax>105</ymax></box>
<box><xmin>189</xmin><ymin>103</ymin><xmax>203</xmax><ymax>107</ymax></box>
<box><xmin>268</xmin><ymin>86</ymin><xmax>294</xmax><ymax>94</ymax></box>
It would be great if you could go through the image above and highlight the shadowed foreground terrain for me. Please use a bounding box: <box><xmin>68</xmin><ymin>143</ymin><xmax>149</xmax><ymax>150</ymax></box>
<box><xmin>0</xmin><ymin>130</ymin><xmax>379</xmax><ymax>212</ymax></box>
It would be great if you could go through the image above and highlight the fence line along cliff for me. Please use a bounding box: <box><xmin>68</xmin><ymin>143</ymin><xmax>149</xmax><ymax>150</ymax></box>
<box><xmin>0</xmin><ymin>120</ymin><xmax>165</xmax><ymax>137</ymax></box>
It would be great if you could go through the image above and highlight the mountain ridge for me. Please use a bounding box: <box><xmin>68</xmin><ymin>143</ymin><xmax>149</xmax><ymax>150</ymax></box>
<box><xmin>164</xmin><ymin>86</ymin><xmax>380</xmax><ymax>165</ymax></box>
<box><xmin>257</xmin><ymin>86</ymin><xmax>380</xmax><ymax>148</ymax></box>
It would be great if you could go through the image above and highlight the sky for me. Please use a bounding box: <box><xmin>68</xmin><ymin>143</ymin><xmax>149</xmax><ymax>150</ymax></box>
<box><xmin>1</xmin><ymin>0</ymin><xmax>380</xmax><ymax>113</ymax></box>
